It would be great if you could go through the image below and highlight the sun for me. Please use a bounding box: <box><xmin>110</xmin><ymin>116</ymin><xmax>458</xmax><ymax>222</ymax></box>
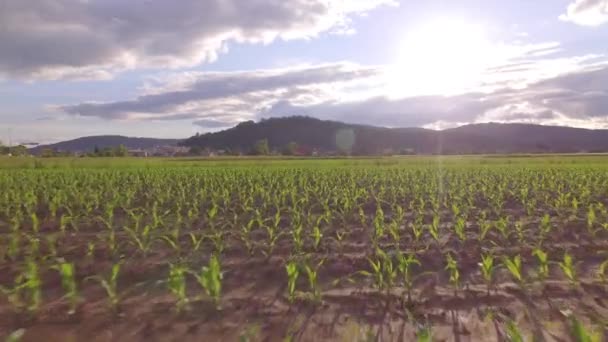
<box><xmin>388</xmin><ymin>18</ymin><xmax>497</xmax><ymax>97</ymax></box>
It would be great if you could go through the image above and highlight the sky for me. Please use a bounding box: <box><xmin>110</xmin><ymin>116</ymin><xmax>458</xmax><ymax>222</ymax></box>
<box><xmin>1</xmin><ymin>0</ymin><xmax>607</xmax><ymax>144</ymax></box>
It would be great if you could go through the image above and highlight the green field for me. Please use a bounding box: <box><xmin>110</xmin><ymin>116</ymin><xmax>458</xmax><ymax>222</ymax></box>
<box><xmin>1</xmin><ymin>156</ymin><xmax>607</xmax><ymax>341</ymax></box>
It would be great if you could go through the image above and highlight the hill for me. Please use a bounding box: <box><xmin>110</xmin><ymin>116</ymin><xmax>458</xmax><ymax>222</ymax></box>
<box><xmin>182</xmin><ymin>116</ymin><xmax>608</xmax><ymax>154</ymax></box>
<box><xmin>30</xmin><ymin>135</ymin><xmax>180</xmax><ymax>154</ymax></box>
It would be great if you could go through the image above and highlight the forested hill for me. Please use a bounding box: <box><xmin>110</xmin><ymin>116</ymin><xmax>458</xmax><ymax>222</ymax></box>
<box><xmin>181</xmin><ymin>116</ymin><xmax>608</xmax><ymax>154</ymax></box>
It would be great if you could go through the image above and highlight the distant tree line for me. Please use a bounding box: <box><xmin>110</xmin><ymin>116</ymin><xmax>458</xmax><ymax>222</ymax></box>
<box><xmin>90</xmin><ymin>145</ymin><xmax>129</xmax><ymax>157</ymax></box>
<box><xmin>188</xmin><ymin>138</ymin><xmax>303</xmax><ymax>156</ymax></box>
<box><xmin>0</xmin><ymin>141</ymin><xmax>28</xmax><ymax>156</ymax></box>
<box><xmin>36</xmin><ymin>144</ymin><xmax>130</xmax><ymax>158</ymax></box>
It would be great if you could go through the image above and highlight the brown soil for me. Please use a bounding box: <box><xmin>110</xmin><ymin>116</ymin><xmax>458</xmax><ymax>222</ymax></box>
<box><xmin>1</xmin><ymin>209</ymin><xmax>608</xmax><ymax>341</ymax></box>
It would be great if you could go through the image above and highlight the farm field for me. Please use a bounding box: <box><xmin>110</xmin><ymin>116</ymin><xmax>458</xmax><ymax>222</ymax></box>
<box><xmin>1</xmin><ymin>156</ymin><xmax>607</xmax><ymax>341</ymax></box>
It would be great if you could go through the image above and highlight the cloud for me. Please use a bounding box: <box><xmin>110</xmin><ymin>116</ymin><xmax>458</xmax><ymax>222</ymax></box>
<box><xmin>59</xmin><ymin>63</ymin><xmax>382</xmax><ymax>125</ymax></box>
<box><xmin>261</xmin><ymin>64</ymin><xmax>608</xmax><ymax>128</ymax></box>
<box><xmin>560</xmin><ymin>0</ymin><xmax>608</xmax><ymax>26</ymax></box>
<box><xmin>56</xmin><ymin>44</ymin><xmax>608</xmax><ymax>130</ymax></box>
<box><xmin>0</xmin><ymin>0</ymin><xmax>395</xmax><ymax>80</ymax></box>
<box><xmin>193</xmin><ymin>119</ymin><xmax>237</xmax><ymax>129</ymax></box>
<box><xmin>261</xmin><ymin>93</ymin><xmax>500</xmax><ymax>127</ymax></box>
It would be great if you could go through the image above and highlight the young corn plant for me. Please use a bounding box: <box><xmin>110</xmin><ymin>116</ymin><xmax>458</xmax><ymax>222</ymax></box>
<box><xmin>558</xmin><ymin>252</ymin><xmax>578</xmax><ymax>286</ymax></box>
<box><xmin>429</xmin><ymin>214</ymin><xmax>440</xmax><ymax>241</ymax></box>
<box><xmin>303</xmin><ymin>258</ymin><xmax>324</xmax><ymax>303</ymax></box>
<box><xmin>86</xmin><ymin>242</ymin><xmax>95</xmax><ymax>260</ymax></box>
<box><xmin>397</xmin><ymin>252</ymin><xmax>420</xmax><ymax>303</ymax></box>
<box><xmin>364</xmin><ymin>256</ymin><xmax>386</xmax><ymax>292</ymax></box>
<box><xmin>168</xmin><ymin>264</ymin><xmax>189</xmax><ymax>312</ymax></box>
<box><xmin>454</xmin><ymin>216</ymin><xmax>466</xmax><ymax>243</ymax></box>
<box><xmin>503</xmin><ymin>255</ymin><xmax>525</xmax><ymax>288</ymax></box>
<box><xmin>416</xmin><ymin>324</ymin><xmax>432</xmax><ymax>342</ymax></box>
<box><xmin>310</xmin><ymin>224</ymin><xmax>323</xmax><ymax>251</ymax></box>
<box><xmin>53</xmin><ymin>261</ymin><xmax>79</xmax><ymax>314</ymax></box>
<box><xmin>539</xmin><ymin>214</ymin><xmax>552</xmax><ymax>241</ymax></box>
<box><xmin>207</xmin><ymin>230</ymin><xmax>226</xmax><ymax>255</ymax></box>
<box><xmin>191</xmin><ymin>254</ymin><xmax>222</xmax><ymax>309</ymax></box>
<box><xmin>515</xmin><ymin>220</ymin><xmax>525</xmax><ymax>243</ymax></box>
<box><xmin>411</xmin><ymin>219</ymin><xmax>424</xmax><ymax>242</ymax></box>
<box><xmin>504</xmin><ymin>319</ymin><xmax>524</xmax><ymax>342</ymax></box>
<box><xmin>87</xmin><ymin>262</ymin><xmax>121</xmax><ymax>312</ymax></box>
<box><xmin>334</xmin><ymin>229</ymin><xmax>348</xmax><ymax>255</ymax></box>
<box><xmin>532</xmin><ymin>248</ymin><xmax>549</xmax><ymax>283</ymax></box>
<box><xmin>124</xmin><ymin>224</ymin><xmax>156</xmax><ymax>256</ymax></box>
<box><xmin>445</xmin><ymin>253</ymin><xmax>460</xmax><ymax>295</ymax></box>
<box><xmin>587</xmin><ymin>205</ymin><xmax>597</xmax><ymax>236</ymax></box>
<box><xmin>158</xmin><ymin>233</ymin><xmax>181</xmax><ymax>256</ymax></box>
<box><xmin>568</xmin><ymin>314</ymin><xmax>603</xmax><ymax>342</ymax></box>
<box><xmin>372</xmin><ymin>206</ymin><xmax>385</xmax><ymax>248</ymax></box>
<box><xmin>0</xmin><ymin>259</ymin><xmax>42</xmax><ymax>314</ymax></box>
<box><xmin>495</xmin><ymin>216</ymin><xmax>509</xmax><ymax>239</ymax></box>
<box><xmin>597</xmin><ymin>258</ymin><xmax>608</xmax><ymax>283</ymax></box>
<box><xmin>479</xmin><ymin>253</ymin><xmax>496</xmax><ymax>295</ymax></box>
<box><xmin>479</xmin><ymin>219</ymin><xmax>492</xmax><ymax>241</ymax></box>
<box><xmin>188</xmin><ymin>231</ymin><xmax>205</xmax><ymax>252</ymax></box>
<box><xmin>23</xmin><ymin>259</ymin><xmax>42</xmax><ymax>313</ymax></box>
<box><xmin>285</xmin><ymin>260</ymin><xmax>299</xmax><ymax>303</ymax></box>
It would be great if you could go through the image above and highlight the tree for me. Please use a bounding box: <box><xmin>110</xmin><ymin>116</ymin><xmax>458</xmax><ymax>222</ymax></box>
<box><xmin>251</xmin><ymin>139</ymin><xmax>269</xmax><ymax>155</ymax></box>
<box><xmin>282</xmin><ymin>142</ymin><xmax>298</xmax><ymax>156</ymax></box>
<box><xmin>189</xmin><ymin>145</ymin><xmax>203</xmax><ymax>156</ymax></box>
<box><xmin>10</xmin><ymin>145</ymin><xmax>28</xmax><ymax>156</ymax></box>
<box><xmin>113</xmin><ymin>144</ymin><xmax>128</xmax><ymax>157</ymax></box>
<box><xmin>40</xmin><ymin>148</ymin><xmax>55</xmax><ymax>158</ymax></box>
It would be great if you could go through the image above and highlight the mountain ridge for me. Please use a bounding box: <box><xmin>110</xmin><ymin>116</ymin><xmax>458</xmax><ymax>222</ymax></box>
<box><xmin>30</xmin><ymin>117</ymin><xmax>608</xmax><ymax>155</ymax></box>
<box><xmin>182</xmin><ymin>116</ymin><xmax>608</xmax><ymax>154</ymax></box>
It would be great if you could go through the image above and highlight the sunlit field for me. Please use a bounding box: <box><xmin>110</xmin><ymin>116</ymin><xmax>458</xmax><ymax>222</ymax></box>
<box><xmin>1</xmin><ymin>156</ymin><xmax>607</xmax><ymax>341</ymax></box>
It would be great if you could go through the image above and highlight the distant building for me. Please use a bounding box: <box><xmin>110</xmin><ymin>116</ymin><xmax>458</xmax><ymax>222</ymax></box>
<box><xmin>128</xmin><ymin>149</ymin><xmax>149</xmax><ymax>157</ymax></box>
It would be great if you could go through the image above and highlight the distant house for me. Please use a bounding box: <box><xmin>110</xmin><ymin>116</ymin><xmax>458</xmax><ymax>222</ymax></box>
<box><xmin>128</xmin><ymin>149</ymin><xmax>149</xmax><ymax>157</ymax></box>
<box><xmin>151</xmin><ymin>145</ymin><xmax>190</xmax><ymax>157</ymax></box>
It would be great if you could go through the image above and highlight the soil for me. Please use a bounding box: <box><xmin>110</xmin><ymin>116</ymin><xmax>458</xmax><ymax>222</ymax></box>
<box><xmin>1</xmin><ymin>207</ymin><xmax>608</xmax><ymax>341</ymax></box>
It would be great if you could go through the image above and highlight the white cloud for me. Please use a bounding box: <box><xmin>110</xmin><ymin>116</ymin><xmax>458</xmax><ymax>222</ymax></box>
<box><xmin>560</xmin><ymin>0</ymin><xmax>608</xmax><ymax>26</ymax></box>
<box><xmin>0</xmin><ymin>0</ymin><xmax>395</xmax><ymax>80</ymax></box>
<box><xmin>54</xmin><ymin>36</ymin><xmax>608</xmax><ymax>130</ymax></box>
<box><xmin>58</xmin><ymin>63</ymin><xmax>382</xmax><ymax>128</ymax></box>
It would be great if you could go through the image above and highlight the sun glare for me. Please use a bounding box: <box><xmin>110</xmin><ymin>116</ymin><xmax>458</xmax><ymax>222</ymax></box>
<box><xmin>389</xmin><ymin>19</ymin><xmax>498</xmax><ymax>97</ymax></box>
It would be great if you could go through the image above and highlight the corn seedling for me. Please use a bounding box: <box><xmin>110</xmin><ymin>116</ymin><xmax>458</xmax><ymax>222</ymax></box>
<box><xmin>445</xmin><ymin>253</ymin><xmax>460</xmax><ymax>295</ymax></box>
<box><xmin>503</xmin><ymin>255</ymin><xmax>525</xmax><ymax>287</ymax></box>
<box><xmin>479</xmin><ymin>253</ymin><xmax>495</xmax><ymax>295</ymax></box>
<box><xmin>454</xmin><ymin>216</ymin><xmax>466</xmax><ymax>242</ymax></box>
<box><xmin>87</xmin><ymin>262</ymin><xmax>121</xmax><ymax>312</ymax></box>
<box><xmin>303</xmin><ymin>258</ymin><xmax>324</xmax><ymax>302</ymax></box>
<box><xmin>397</xmin><ymin>252</ymin><xmax>420</xmax><ymax>303</ymax></box>
<box><xmin>505</xmin><ymin>319</ymin><xmax>524</xmax><ymax>342</ymax></box>
<box><xmin>568</xmin><ymin>314</ymin><xmax>603</xmax><ymax>342</ymax></box>
<box><xmin>558</xmin><ymin>252</ymin><xmax>578</xmax><ymax>286</ymax></box>
<box><xmin>285</xmin><ymin>260</ymin><xmax>299</xmax><ymax>303</ymax></box>
<box><xmin>191</xmin><ymin>254</ymin><xmax>223</xmax><ymax>309</ymax></box>
<box><xmin>532</xmin><ymin>248</ymin><xmax>549</xmax><ymax>282</ymax></box>
<box><xmin>53</xmin><ymin>261</ymin><xmax>79</xmax><ymax>314</ymax></box>
<box><xmin>416</xmin><ymin>324</ymin><xmax>432</xmax><ymax>342</ymax></box>
<box><xmin>168</xmin><ymin>263</ymin><xmax>189</xmax><ymax>312</ymax></box>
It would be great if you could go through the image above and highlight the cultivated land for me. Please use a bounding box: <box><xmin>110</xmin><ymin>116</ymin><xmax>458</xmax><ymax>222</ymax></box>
<box><xmin>1</xmin><ymin>156</ymin><xmax>607</xmax><ymax>341</ymax></box>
